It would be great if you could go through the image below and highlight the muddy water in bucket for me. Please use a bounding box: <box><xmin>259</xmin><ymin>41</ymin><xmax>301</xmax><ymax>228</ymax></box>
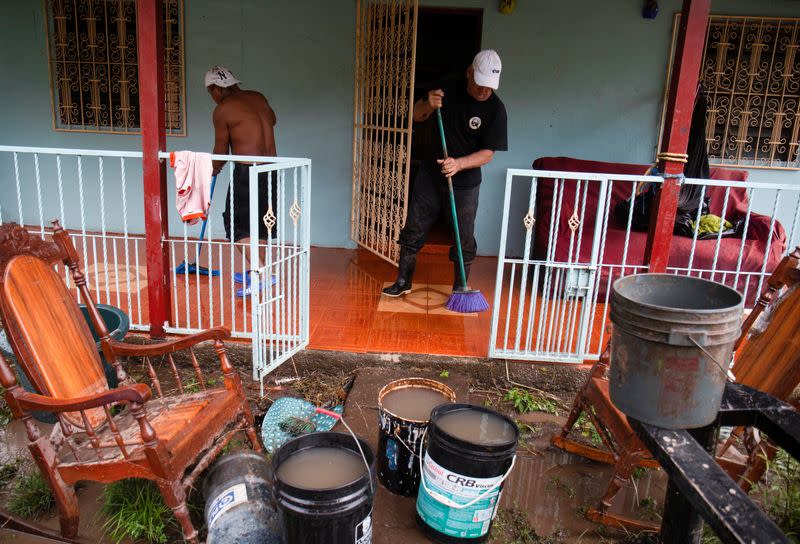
<box><xmin>273</xmin><ymin>432</ymin><xmax>375</xmax><ymax>544</ymax></box>
<box><xmin>378</xmin><ymin>378</ymin><xmax>455</xmax><ymax>496</ymax></box>
<box><xmin>276</xmin><ymin>447</ymin><xmax>366</xmax><ymax>489</ymax></box>
<box><xmin>609</xmin><ymin>273</ymin><xmax>743</xmax><ymax>429</ymax></box>
<box><xmin>417</xmin><ymin>404</ymin><xmax>518</xmax><ymax>543</ymax></box>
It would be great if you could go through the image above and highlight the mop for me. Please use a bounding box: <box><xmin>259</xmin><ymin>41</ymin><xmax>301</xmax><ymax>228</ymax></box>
<box><xmin>175</xmin><ymin>175</ymin><xmax>220</xmax><ymax>276</ymax></box>
<box><xmin>435</xmin><ymin>109</ymin><xmax>489</xmax><ymax>313</ymax></box>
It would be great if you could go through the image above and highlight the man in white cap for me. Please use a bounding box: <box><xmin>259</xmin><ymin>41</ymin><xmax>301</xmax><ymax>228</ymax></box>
<box><xmin>205</xmin><ymin>65</ymin><xmax>278</xmax><ymax>296</ymax></box>
<box><xmin>383</xmin><ymin>49</ymin><xmax>507</xmax><ymax>297</ymax></box>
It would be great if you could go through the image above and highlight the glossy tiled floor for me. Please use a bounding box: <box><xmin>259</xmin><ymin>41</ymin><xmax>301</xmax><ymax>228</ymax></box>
<box><xmin>309</xmin><ymin>248</ymin><xmax>496</xmax><ymax>356</ymax></box>
<box><xmin>309</xmin><ymin>247</ymin><xmax>610</xmax><ymax>358</ymax></box>
<box><xmin>79</xmin><ymin>234</ymin><xmax>609</xmax><ymax>358</ymax></box>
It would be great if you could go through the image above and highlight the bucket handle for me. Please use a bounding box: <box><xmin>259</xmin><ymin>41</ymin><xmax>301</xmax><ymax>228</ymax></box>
<box><xmin>686</xmin><ymin>336</ymin><xmax>735</xmax><ymax>382</ymax></box>
<box><xmin>417</xmin><ymin>428</ymin><xmax>516</xmax><ymax>510</ymax></box>
<box><xmin>393</xmin><ymin>428</ymin><xmax>420</xmax><ymax>458</ymax></box>
<box><xmin>316</xmin><ymin>408</ymin><xmax>374</xmax><ymax>496</ymax></box>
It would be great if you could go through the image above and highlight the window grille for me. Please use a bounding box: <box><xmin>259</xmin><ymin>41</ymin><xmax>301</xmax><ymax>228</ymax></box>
<box><xmin>45</xmin><ymin>0</ymin><xmax>185</xmax><ymax>135</ymax></box>
<box><xmin>662</xmin><ymin>15</ymin><xmax>800</xmax><ymax>169</ymax></box>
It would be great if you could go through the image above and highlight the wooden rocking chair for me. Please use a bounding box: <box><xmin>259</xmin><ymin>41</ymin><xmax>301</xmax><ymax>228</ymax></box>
<box><xmin>0</xmin><ymin>221</ymin><xmax>262</xmax><ymax>543</ymax></box>
<box><xmin>551</xmin><ymin>246</ymin><xmax>800</xmax><ymax>532</ymax></box>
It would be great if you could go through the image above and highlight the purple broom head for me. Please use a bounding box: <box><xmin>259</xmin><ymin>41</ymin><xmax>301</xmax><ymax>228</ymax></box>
<box><xmin>446</xmin><ymin>289</ymin><xmax>489</xmax><ymax>313</ymax></box>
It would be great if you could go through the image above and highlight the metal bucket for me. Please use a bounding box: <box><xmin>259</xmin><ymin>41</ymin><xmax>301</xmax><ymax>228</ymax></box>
<box><xmin>609</xmin><ymin>274</ymin><xmax>743</xmax><ymax>429</ymax></box>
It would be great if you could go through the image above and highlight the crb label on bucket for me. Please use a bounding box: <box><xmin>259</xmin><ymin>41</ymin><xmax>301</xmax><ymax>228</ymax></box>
<box><xmin>207</xmin><ymin>483</ymin><xmax>248</xmax><ymax>529</ymax></box>
<box><xmin>416</xmin><ymin>454</ymin><xmax>502</xmax><ymax>538</ymax></box>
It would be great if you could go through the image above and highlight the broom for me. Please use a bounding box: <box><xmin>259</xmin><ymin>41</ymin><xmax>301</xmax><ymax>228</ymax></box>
<box><xmin>175</xmin><ymin>175</ymin><xmax>220</xmax><ymax>277</ymax></box>
<box><xmin>435</xmin><ymin>108</ymin><xmax>489</xmax><ymax>313</ymax></box>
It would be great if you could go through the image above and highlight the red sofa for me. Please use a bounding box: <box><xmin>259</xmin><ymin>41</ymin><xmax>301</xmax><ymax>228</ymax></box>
<box><xmin>530</xmin><ymin>157</ymin><xmax>787</xmax><ymax>302</ymax></box>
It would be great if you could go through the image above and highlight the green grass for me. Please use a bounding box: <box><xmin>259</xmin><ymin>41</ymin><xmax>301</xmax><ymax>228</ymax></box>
<box><xmin>0</xmin><ymin>459</ymin><xmax>21</xmax><ymax>487</ymax></box>
<box><xmin>101</xmin><ymin>479</ymin><xmax>178</xmax><ymax>544</ymax></box>
<box><xmin>575</xmin><ymin>412</ymin><xmax>603</xmax><ymax>448</ymax></box>
<box><xmin>545</xmin><ymin>476</ymin><xmax>576</xmax><ymax>499</ymax></box>
<box><xmin>752</xmin><ymin>448</ymin><xmax>800</xmax><ymax>540</ymax></box>
<box><xmin>490</xmin><ymin>506</ymin><xmax>566</xmax><ymax>543</ymax></box>
<box><xmin>0</xmin><ymin>385</ymin><xmax>11</xmax><ymax>426</ymax></box>
<box><xmin>701</xmin><ymin>447</ymin><xmax>800</xmax><ymax>543</ymax></box>
<box><xmin>7</xmin><ymin>471</ymin><xmax>55</xmax><ymax>518</ymax></box>
<box><xmin>504</xmin><ymin>388</ymin><xmax>559</xmax><ymax>415</ymax></box>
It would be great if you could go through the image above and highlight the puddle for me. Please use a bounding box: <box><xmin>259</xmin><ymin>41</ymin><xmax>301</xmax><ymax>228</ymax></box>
<box><xmin>501</xmin><ymin>448</ymin><xmax>666</xmax><ymax>542</ymax></box>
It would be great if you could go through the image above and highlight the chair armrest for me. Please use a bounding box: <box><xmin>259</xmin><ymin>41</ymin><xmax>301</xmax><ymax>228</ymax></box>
<box><xmin>12</xmin><ymin>384</ymin><xmax>152</xmax><ymax>413</ymax></box>
<box><xmin>107</xmin><ymin>327</ymin><xmax>231</xmax><ymax>357</ymax></box>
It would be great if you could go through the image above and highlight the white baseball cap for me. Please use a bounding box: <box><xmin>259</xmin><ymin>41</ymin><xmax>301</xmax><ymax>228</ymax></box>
<box><xmin>205</xmin><ymin>65</ymin><xmax>241</xmax><ymax>88</ymax></box>
<box><xmin>472</xmin><ymin>50</ymin><xmax>502</xmax><ymax>90</ymax></box>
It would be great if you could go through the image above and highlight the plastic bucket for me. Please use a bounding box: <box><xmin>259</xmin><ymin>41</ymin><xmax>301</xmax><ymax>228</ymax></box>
<box><xmin>202</xmin><ymin>451</ymin><xmax>281</xmax><ymax>543</ymax></box>
<box><xmin>273</xmin><ymin>431</ymin><xmax>375</xmax><ymax>544</ymax></box>
<box><xmin>609</xmin><ymin>273</ymin><xmax>743</xmax><ymax>429</ymax></box>
<box><xmin>377</xmin><ymin>378</ymin><xmax>455</xmax><ymax>496</ymax></box>
<box><xmin>416</xmin><ymin>404</ymin><xmax>519</xmax><ymax>543</ymax></box>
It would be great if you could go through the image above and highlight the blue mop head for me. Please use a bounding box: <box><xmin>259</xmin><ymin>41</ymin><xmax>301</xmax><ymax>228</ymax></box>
<box><xmin>446</xmin><ymin>289</ymin><xmax>489</xmax><ymax>313</ymax></box>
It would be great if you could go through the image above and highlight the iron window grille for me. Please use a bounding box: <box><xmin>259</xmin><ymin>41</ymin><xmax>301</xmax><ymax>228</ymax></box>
<box><xmin>45</xmin><ymin>0</ymin><xmax>185</xmax><ymax>135</ymax></box>
<box><xmin>660</xmin><ymin>14</ymin><xmax>800</xmax><ymax>170</ymax></box>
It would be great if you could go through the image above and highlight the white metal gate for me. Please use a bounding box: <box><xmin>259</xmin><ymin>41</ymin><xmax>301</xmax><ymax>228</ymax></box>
<box><xmin>489</xmin><ymin>168</ymin><xmax>663</xmax><ymax>363</ymax></box>
<box><xmin>248</xmin><ymin>161</ymin><xmax>312</xmax><ymax>387</ymax></box>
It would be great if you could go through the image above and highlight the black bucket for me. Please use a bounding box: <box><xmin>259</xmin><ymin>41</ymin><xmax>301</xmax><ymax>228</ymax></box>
<box><xmin>202</xmin><ymin>451</ymin><xmax>281</xmax><ymax>543</ymax></box>
<box><xmin>273</xmin><ymin>431</ymin><xmax>375</xmax><ymax>544</ymax></box>
<box><xmin>377</xmin><ymin>378</ymin><xmax>455</xmax><ymax>496</ymax></box>
<box><xmin>416</xmin><ymin>404</ymin><xmax>519</xmax><ymax>543</ymax></box>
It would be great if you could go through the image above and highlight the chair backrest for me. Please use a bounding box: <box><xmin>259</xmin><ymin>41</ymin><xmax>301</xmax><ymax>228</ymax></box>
<box><xmin>733</xmin><ymin>248</ymin><xmax>800</xmax><ymax>400</ymax></box>
<box><xmin>1</xmin><ymin>256</ymin><xmax>109</xmax><ymax>422</ymax></box>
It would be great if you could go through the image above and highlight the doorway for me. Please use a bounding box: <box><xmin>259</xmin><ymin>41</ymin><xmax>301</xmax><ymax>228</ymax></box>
<box><xmin>409</xmin><ymin>7</ymin><xmax>483</xmax><ymax>247</ymax></box>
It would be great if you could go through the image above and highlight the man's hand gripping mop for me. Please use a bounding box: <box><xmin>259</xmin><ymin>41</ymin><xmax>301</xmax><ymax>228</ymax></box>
<box><xmin>435</xmin><ymin>108</ymin><xmax>489</xmax><ymax>313</ymax></box>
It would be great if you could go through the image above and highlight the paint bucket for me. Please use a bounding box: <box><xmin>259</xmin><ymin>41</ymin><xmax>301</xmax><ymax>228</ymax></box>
<box><xmin>202</xmin><ymin>451</ymin><xmax>281</xmax><ymax>544</ymax></box>
<box><xmin>377</xmin><ymin>378</ymin><xmax>456</xmax><ymax>496</ymax></box>
<box><xmin>416</xmin><ymin>404</ymin><xmax>519</xmax><ymax>543</ymax></box>
<box><xmin>273</xmin><ymin>431</ymin><xmax>375</xmax><ymax>544</ymax></box>
<box><xmin>609</xmin><ymin>273</ymin><xmax>743</xmax><ymax>429</ymax></box>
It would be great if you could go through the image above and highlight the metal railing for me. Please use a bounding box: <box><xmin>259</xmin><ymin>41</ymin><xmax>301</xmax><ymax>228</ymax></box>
<box><xmin>158</xmin><ymin>152</ymin><xmax>311</xmax><ymax>386</ymax></box>
<box><xmin>0</xmin><ymin>146</ymin><xmax>311</xmax><ymax>387</ymax></box>
<box><xmin>490</xmin><ymin>168</ymin><xmax>799</xmax><ymax>363</ymax></box>
<box><xmin>0</xmin><ymin>145</ymin><xmax>149</xmax><ymax>330</ymax></box>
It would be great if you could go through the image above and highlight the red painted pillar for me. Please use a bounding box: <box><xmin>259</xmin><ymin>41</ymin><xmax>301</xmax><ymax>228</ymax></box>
<box><xmin>136</xmin><ymin>0</ymin><xmax>171</xmax><ymax>337</ymax></box>
<box><xmin>645</xmin><ymin>0</ymin><xmax>711</xmax><ymax>272</ymax></box>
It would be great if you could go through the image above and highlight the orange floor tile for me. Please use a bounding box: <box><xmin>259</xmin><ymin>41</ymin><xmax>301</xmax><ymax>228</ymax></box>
<box><xmin>308</xmin><ymin>248</ymin><xmax>610</xmax><ymax>358</ymax></box>
<box><xmin>72</xmin><ymin>231</ymin><xmax>609</xmax><ymax>358</ymax></box>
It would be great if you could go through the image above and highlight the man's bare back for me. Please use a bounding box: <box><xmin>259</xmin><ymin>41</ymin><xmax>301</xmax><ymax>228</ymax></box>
<box><xmin>211</xmin><ymin>89</ymin><xmax>277</xmax><ymax>172</ymax></box>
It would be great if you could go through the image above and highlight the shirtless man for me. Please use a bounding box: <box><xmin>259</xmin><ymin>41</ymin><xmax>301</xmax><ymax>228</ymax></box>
<box><xmin>205</xmin><ymin>65</ymin><xmax>277</xmax><ymax>296</ymax></box>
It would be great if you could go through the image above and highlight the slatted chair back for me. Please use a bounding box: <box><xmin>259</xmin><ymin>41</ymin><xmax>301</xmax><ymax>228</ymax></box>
<box><xmin>734</xmin><ymin>248</ymin><xmax>800</xmax><ymax>400</ymax></box>
<box><xmin>0</xmin><ymin>253</ymin><xmax>109</xmax><ymax>429</ymax></box>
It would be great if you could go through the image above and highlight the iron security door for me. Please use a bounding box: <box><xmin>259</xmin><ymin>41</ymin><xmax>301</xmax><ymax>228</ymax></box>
<box><xmin>351</xmin><ymin>0</ymin><xmax>418</xmax><ymax>264</ymax></box>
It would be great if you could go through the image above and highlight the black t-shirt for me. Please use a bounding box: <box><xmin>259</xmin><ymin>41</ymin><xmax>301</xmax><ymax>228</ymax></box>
<box><xmin>417</xmin><ymin>75</ymin><xmax>508</xmax><ymax>188</ymax></box>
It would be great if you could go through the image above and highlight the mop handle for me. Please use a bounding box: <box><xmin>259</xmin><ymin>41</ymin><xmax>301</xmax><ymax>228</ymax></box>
<box><xmin>195</xmin><ymin>175</ymin><xmax>217</xmax><ymax>259</ymax></box>
<box><xmin>435</xmin><ymin>109</ymin><xmax>468</xmax><ymax>289</ymax></box>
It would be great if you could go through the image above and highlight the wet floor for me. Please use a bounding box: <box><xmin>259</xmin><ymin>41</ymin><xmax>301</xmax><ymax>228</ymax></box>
<box><xmin>0</xmin><ymin>367</ymin><xmax>667</xmax><ymax>543</ymax></box>
<box><xmin>345</xmin><ymin>367</ymin><xmax>667</xmax><ymax>543</ymax></box>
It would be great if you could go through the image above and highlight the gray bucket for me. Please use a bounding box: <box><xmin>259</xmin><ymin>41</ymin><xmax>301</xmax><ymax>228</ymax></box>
<box><xmin>202</xmin><ymin>451</ymin><xmax>282</xmax><ymax>544</ymax></box>
<box><xmin>609</xmin><ymin>274</ymin><xmax>743</xmax><ymax>429</ymax></box>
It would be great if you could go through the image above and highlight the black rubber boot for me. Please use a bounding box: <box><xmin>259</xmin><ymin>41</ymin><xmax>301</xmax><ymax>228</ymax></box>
<box><xmin>453</xmin><ymin>262</ymin><xmax>471</xmax><ymax>291</ymax></box>
<box><xmin>382</xmin><ymin>249</ymin><xmax>417</xmax><ymax>297</ymax></box>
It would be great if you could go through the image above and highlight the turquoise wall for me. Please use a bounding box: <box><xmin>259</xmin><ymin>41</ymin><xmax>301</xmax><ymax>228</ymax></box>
<box><xmin>1</xmin><ymin>0</ymin><xmax>798</xmax><ymax>253</ymax></box>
